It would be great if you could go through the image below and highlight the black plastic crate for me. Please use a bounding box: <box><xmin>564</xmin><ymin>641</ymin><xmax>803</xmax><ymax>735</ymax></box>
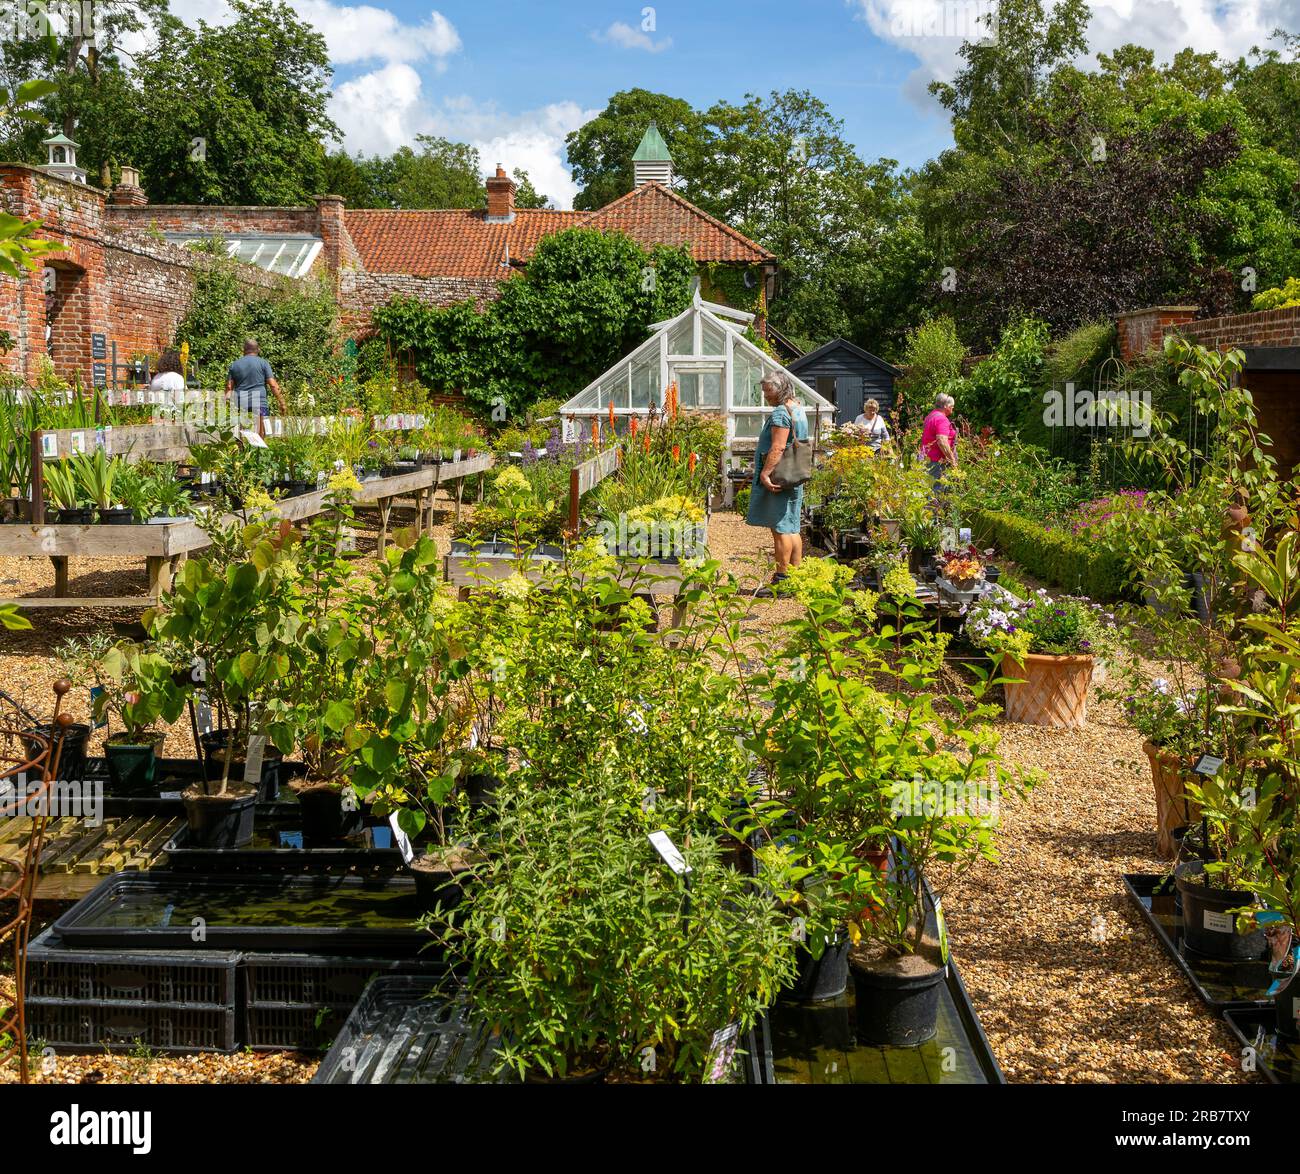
<box><xmin>26</xmin><ymin>997</ymin><xmax>238</xmax><ymax>1053</ymax></box>
<box><xmin>313</xmin><ymin>975</ymin><xmax>503</xmax><ymax>1083</ymax></box>
<box><xmin>242</xmin><ymin>953</ymin><xmax>444</xmax><ymax>1008</ymax></box>
<box><xmin>245</xmin><ymin>1003</ymin><xmax>356</xmax><ymax>1051</ymax></box>
<box><xmin>25</xmin><ymin>927</ymin><xmax>240</xmax><ymax>1007</ymax></box>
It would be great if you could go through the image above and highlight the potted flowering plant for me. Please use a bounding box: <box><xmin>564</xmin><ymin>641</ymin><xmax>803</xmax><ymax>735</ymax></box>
<box><xmin>756</xmin><ymin>563</ymin><xmax>1032</xmax><ymax>1045</ymax></box>
<box><xmin>964</xmin><ymin>587</ymin><xmax>1113</xmax><ymax>729</ymax></box>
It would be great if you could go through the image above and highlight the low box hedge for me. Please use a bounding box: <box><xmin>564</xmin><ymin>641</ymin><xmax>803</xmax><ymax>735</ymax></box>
<box><xmin>970</xmin><ymin>509</ymin><xmax>1129</xmax><ymax>601</ymax></box>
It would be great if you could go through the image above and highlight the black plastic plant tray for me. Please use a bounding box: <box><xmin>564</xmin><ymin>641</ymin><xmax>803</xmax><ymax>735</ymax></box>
<box><xmin>25</xmin><ymin>925</ymin><xmax>240</xmax><ymax>1006</ymax></box>
<box><xmin>313</xmin><ymin>975</ymin><xmax>504</xmax><ymax>1083</ymax></box>
<box><xmin>1222</xmin><ymin>1009</ymin><xmax>1299</xmax><ymax>1085</ymax></box>
<box><xmin>52</xmin><ymin>872</ymin><xmax>433</xmax><ymax>955</ymax></box>
<box><xmin>1123</xmin><ymin>873</ymin><xmax>1274</xmax><ymax>1011</ymax></box>
<box><xmin>312</xmin><ymin>975</ymin><xmax>765</xmax><ymax>1084</ymax></box>
<box><xmin>752</xmin><ymin>957</ymin><xmax>1002</xmax><ymax>1085</ymax></box>
<box><xmin>163</xmin><ymin>810</ymin><xmax>404</xmax><ymax>875</ymax></box>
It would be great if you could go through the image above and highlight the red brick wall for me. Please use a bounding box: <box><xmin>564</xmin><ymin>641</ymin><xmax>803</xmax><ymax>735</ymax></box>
<box><xmin>105</xmin><ymin>204</ymin><xmax>318</xmax><ymax>237</ymax></box>
<box><xmin>1115</xmin><ymin>306</ymin><xmax>1199</xmax><ymax>361</ymax></box>
<box><xmin>338</xmin><ymin>269</ymin><xmax>503</xmax><ymax>335</ymax></box>
<box><xmin>1181</xmin><ymin>307</ymin><xmax>1300</xmax><ymax>352</ymax></box>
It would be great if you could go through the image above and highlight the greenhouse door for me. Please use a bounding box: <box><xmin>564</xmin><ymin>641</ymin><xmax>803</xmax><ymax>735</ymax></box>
<box><xmin>669</xmin><ymin>363</ymin><xmax>724</xmax><ymax>412</ymax></box>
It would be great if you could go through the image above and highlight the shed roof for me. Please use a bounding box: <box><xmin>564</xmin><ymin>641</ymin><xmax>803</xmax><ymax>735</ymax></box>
<box><xmin>788</xmin><ymin>337</ymin><xmax>902</xmax><ymax>378</ymax></box>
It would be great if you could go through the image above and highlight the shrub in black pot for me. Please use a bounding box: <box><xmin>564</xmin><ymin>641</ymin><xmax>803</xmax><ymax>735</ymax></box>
<box><xmin>98</xmin><ymin>507</ymin><xmax>138</xmax><ymax>526</ymax></box>
<box><xmin>200</xmin><ymin>729</ymin><xmax>283</xmax><ymax>802</ymax></box>
<box><xmin>21</xmin><ymin>721</ymin><xmax>91</xmax><ymax>783</ymax></box>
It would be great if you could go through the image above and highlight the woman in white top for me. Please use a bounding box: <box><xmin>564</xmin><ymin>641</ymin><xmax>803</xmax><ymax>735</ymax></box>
<box><xmin>853</xmin><ymin>398</ymin><xmax>890</xmax><ymax>450</ymax></box>
<box><xmin>149</xmin><ymin>350</ymin><xmax>186</xmax><ymax>395</ymax></box>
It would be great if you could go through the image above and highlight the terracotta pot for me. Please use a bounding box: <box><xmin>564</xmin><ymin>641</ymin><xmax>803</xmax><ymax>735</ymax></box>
<box><xmin>1001</xmin><ymin>654</ymin><xmax>1094</xmax><ymax>729</ymax></box>
<box><xmin>1143</xmin><ymin>741</ymin><xmax>1201</xmax><ymax>861</ymax></box>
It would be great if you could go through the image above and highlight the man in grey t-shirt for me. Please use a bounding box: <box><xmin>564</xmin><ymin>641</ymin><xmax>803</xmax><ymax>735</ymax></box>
<box><xmin>226</xmin><ymin>338</ymin><xmax>285</xmax><ymax>420</ymax></box>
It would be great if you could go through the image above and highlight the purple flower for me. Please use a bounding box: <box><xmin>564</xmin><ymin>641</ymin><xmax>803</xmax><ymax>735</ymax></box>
<box><xmin>521</xmin><ymin>440</ymin><xmax>538</xmax><ymax>467</ymax></box>
<box><xmin>545</xmin><ymin>428</ymin><xmax>563</xmax><ymax>459</ymax></box>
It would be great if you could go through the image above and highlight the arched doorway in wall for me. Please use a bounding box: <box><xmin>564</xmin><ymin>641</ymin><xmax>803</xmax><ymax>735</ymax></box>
<box><xmin>42</xmin><ymin>261</ymin><xmax>87</xmax><ymax>381</ymax></box>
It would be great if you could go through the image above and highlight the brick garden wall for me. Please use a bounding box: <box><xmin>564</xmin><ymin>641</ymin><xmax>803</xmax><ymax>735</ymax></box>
<box><xmin>1182</xmin><ymin>307</ymin><xmax>1300</xmax><ymax>351</ymax></box>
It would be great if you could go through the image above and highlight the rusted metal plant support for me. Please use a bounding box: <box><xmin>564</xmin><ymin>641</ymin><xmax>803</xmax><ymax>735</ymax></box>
<box><xmin>0</xmin><ymin>680</ymin><xmax>72</xmax><ymax>1083</ymax></box>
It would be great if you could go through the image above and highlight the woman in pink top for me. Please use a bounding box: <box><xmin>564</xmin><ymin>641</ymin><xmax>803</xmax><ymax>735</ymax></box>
<box><xmin>921</xmin><ymin>393</ymin><xmax>958</xmax><ymax>499</ymax></box>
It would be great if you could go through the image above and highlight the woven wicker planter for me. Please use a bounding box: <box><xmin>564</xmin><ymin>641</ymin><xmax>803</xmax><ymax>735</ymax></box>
<box><xmin>1143</xmin><ymin>740</ymin><xmax>1201</xmax><ymax>861</ymax></box>
<box><xmin>1002</xmin><ymin>653</ymin><xmax>1093</xmax><ymax>729</ymax></box>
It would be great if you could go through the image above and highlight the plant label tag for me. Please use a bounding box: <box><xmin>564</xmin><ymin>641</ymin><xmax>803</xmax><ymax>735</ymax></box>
<box><xmin>240</xmin><ymin>429</ymin><xmax>269</xmax><ymax>449</ymax></box>
<box><xmin>648</xmin><ymin>831</ymin><xmax>691</xmax><ymax>875</ymax></box>
<box><xmin>69</xmin><ymin>431</ymin><xmax>85</xmax><ymax>454</ymax></box>
<box><xmin>704</xmin><ymin>1023</ymin><xmax>741</xmax><ymax>1084</ymax></box>
<box><xmin>388</xmin><ymin>813</ymin><xmax>415</xmax><ymax>865</ymax></box>
<box><xmin>89</xmin><ymin>686</ymin><xmax>107</xmax><ymax>730</ymax></box>
<box><xmin>243</xmin><ymin>735</ymin><xmax>266</xmax><ymax>785</ymax></box>
<box><xmin>958</xmin><ymin>528</ymin><xmax>971</xmax><ymax>544</ymax></box>
<box><xmin>94</xmin><ymin>428</ymin><xmax>106</xmax><ymax>453</ymax></box>
<box><xmin>935</xmin><ymin>897</ymin><xmax>950</xmax><ymax>966</ymax></box>
<box><xmin>371</xmin><ymin>827</ymin><xmax>393</xmax><ymax>850</ymax></box>
<box><xmin>160</xmin><ymin>791</ymin><xmax>181</xmax><ymax>801</ymax></box>
<box><xmin>1204</xmin><ymin>909</ymin><xmax>1234</xmax><ymax>934</ymax></box>
<box><xmin>1193</xmin><ymin>754</ymin><xmax>1224</xmax><ymax>777</ymax></box>
<box><xmin>41</xmin><ymin>433</ymin><xmax>57</xmax><ymax>458</ymax></box>
<box><xmin>278</xmin><ymin>831</ymin><xmax>304</xmax><ymax>850</ymax></box>
<box><xmin>195</xmin><ymin>694</ymin><xmax>213</xmax><ymax>736</ymax></box>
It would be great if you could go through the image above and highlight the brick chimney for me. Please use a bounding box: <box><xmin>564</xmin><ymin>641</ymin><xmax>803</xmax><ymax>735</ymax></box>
<box><xmin>109</xmin><ymin>164</ymin><xmax>148</xmax><ymax>206</ymax></box>
<box><xmin>485</xmin><ymin>167</ymin><xmax>516</xmax><ymax>224</ymax></box>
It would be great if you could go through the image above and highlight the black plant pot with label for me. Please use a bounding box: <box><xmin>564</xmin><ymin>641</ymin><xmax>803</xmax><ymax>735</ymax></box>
<box><xmin>1174</xmin><ymin>860</ymin><xmax>1266</xmax><ymax>960</ymax></box>
<box><xmin>784</xmin><ymin>937</ymin><xmax>851</xmax><ymax>1003</ymax></box>
<box><xmin>98</xmin><ymin>507</ymin><xmax>137</xmax><ymax>525</ymax></box>
<box><xmin>295</xmin><ymin>783</ymin><xmax>364</xmax><ymax>846</ymax></box>
<box><xmin>182</xmin><ymin>787</ymin><xmax>257</xmax><ymax>848</ymax></box>
<box><xmin>22</xmin><ymin>722</ymin><xmax>91</xmax><ymax>782</ymax></box>
<box><xmin>198</xmin><ymin>729</ymin><xmax>283</xmax><ymax>802</ymax></box>
<box><xmin>54</xmin><ymin>507</ymin><xmax>95</xmax><ymax>525</ymax></box>
<box><xmin>850</xmin><ymin>955</ymin><xmax>947</xmax><ymax>1047</ymax></box>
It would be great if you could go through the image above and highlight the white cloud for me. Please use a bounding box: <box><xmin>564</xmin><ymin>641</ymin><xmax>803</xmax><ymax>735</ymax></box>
<box><xmin>594</xmin><ymin>21</ymin><xmax>673</xmax><ymax>53</ymax></box>
<box><xmin>163</xmin><ymin>1</ymin><xmax>461</xmax><ymax>67</ymax></box>
<box><xmin>852</xmin><ymin>0</ymin><xmax>1300</xmax><ymax>112</ymax></box>
<box><xmin>331</xmin><ymin>67</ymin><xmax>594</xmax><ymax>208</ymax></box>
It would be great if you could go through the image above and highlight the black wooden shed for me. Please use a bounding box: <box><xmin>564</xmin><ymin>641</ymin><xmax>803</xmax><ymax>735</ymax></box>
<box><xmin>787</xmin><ymin>339</ymin><xmax>901</xmax><ymax>426</ymax></box>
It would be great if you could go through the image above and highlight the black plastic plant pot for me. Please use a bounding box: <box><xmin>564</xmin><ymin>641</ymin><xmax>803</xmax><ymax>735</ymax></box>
<box><xmin>407</xmin><ymin>855</ymin><xmax>471</xmax><ymax>913</ymax></box>
<box><xmin>22</xmin><ymin>722</ymin><xmax>91</xmax><ymax>783</ymax></box>
<box><xmin>1174</xmin><ymin>861</ymin><xmax>1267</xmax><ymax>961</ymax></box>
<box><xmin>54</xmin><ymin>507</ymin><xmax>95</xmax><ymax>525</ymax></box>
<box><xmin>104</xmin><ymin>734</ymin><xmax>164</xmax><ymax>794</ymax></box>
<box><xmin>98</xmin><ymin>507</ymin><xmax>138</xmax><ymax>525</ymax></box>
<box><xmin>1276</xmin><ymin>986</ymin><xmax>1300</xmax><ymax>1039</ymax></box>
<box><xmin>286</xmin><ymin>480</ymin><xmax>312</xmax><ymax>498</ymax></box>
<box><xmin>296</xmin><ymin>784</ymin><xmax>364</xmax><ymax>846</ymax></box>
<box><xmin>199</xmin><ymin>730</ymin><xmax>283</xmax><ymax>802</ymax></box>
<box><xmin>850</xmin><ymin>957</ymin><xmax>947</xmax><ymax>1047</ymax></box>
<box><xmin>785</xmin><ymin>938</ymin><xmax>851</xmax><ymax>1004</ymax></box>
<box><xmin>984</xmin><ymin>566</ymin><xmax>1001</xmax><ymax>582</ymax></box>
<box><xmin>181</xmin><ymin>788</ymin><xmax>257</xmax><ymax>848</ymax></box>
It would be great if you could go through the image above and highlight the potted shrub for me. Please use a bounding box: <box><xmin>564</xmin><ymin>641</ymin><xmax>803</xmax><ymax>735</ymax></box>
<box><xmin>76</xmin><ymin>640</ymin><xmax>184</xmax><ymax>792</ymax></box>
<box><xmin>75</xmin><ymin>450</ymin><xmax>134</xmax><ymax>524</ymax></box>
<box><xmin>965</xmin><ymin>587</ymin><xmax>1113</xmax><ymax>729</ymax></box>
<box><xmin>147</xmin><ymin>517</ymin><xmax>302</xmax><ymax>846</ymax></box>
<box><xmin>43</xmin><ymin>460</ymin><xmax>93</xmax><ymax>524</ymax></box>
<box><xmin>756</xmin><ymin>562</ymin><xmax>1031</xmax><ymax>1045</ymax></box>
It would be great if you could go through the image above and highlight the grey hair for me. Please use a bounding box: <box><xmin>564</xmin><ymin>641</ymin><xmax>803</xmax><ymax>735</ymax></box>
<box><xmin>762</xmin><ymin>371</ymin><xmax>795</xmax><ymax>398</ymax></box>
<box><xmin>864</xmin><ymin>398</ymin><xmax>880</xmax><ymax>411</ymax></box>
<box><xmin>244</xmin><ymin>338</ymin><xmax>260</xmax><ymax>354</ymax></box>
<box><xmin>935</xmin><ymin>392</ymin><xmax>955</xmax><ymax>410</ymax></box>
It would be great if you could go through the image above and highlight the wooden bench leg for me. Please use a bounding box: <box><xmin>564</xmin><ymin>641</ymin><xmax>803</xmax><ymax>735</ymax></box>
<box><xmin>377</xmin><ymin>499</ymin><xmax>392</xmax><ymax>554</ymax></box>
<box><xmin>50</xmin><ymin>556</ymin><xmax>69</xmax><ymax>597</ymax></box>
<box><xmin>455</xmin><ymin>479</ymin><xmax>467</xmax><ymax>523</ymax></box>
<box><xmin>146</xmin><ymin>555</ymin><xmax>178</xmax><ymax>599</ymax></box>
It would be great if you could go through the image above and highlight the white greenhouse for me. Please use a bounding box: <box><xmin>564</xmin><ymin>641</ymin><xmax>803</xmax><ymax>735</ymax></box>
<box><xmin>559</xmin><ymin>293</ymin><xmax>833</xmax><ymax>459</ymax></box>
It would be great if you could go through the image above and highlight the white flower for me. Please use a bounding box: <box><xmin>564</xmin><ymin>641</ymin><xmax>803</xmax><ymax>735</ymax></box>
<box><xmin>1152</xmin><ymin>678</ymin><xmax>1170</xmax><ymax>695</ymax></box>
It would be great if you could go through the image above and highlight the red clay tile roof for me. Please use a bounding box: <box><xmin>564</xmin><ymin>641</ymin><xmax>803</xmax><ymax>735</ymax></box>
<box><xmin>343</xmin><ymin>208</ymin><xmax>582</xmax><ymax>278</ymax></box>
<box><xmin>579</xmin><ymin>183</ymin><xmax>774</xmax><ymax>264</ymax></box>
<box><xmin>343</xmin><ymin>184</ymin><xmax>773</xmax><ymax>277</ymax></box>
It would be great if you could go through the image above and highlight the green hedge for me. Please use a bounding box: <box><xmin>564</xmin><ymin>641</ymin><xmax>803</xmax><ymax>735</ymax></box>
<box><xmin>970</xmin><ymin>509</ymin><xmax>1128</xmax><ymax>601</ymax></box>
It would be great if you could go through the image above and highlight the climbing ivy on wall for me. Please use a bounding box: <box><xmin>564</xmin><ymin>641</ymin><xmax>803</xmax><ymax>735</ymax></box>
<box><xmin>370</xmin><ymin>229</ymin><xmax>696</xmax><ymax>418</ymax></box>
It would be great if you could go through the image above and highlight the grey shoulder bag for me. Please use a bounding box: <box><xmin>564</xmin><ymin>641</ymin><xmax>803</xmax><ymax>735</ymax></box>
<box><xmin>771</xmin><ymin>403</ymin><xmax>814</xmax><ymax>489</ymax></box>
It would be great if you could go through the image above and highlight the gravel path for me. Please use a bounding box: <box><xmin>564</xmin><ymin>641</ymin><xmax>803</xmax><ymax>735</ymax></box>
<box><xmin>0</xmin><ymin>505</ymin><xmax>1254</xmax><ymax>1084</ymax></box>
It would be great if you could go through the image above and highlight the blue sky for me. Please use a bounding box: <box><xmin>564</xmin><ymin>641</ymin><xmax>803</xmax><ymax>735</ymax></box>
<box><xmin>169</xmin><ymin>0</ymin><xmax>1300</xmax><ymax>207</ymax></box>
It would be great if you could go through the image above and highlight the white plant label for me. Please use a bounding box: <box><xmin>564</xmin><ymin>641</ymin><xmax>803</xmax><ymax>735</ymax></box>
<box><xmin>704</xmin><ymin>1023</ymin><xmax>740</xmax><ymax>1084</ymax></box>
<box><xmin>69</xmin><ymin>431</ymin><xmax>85</xmax><ymax>454</ymax></box>
<box><xmin>243</xmin><ymin>735</ymin><xmax>266</xmax><ymax>784</ymax></box>
<box><xmin>1204</xmin><ymin>909</ymin><xmax>1234</xmax><ymax>934</ymax></box>
<box><xmin>388</xmin><ymin>813</ymin><xmax>415</xmax><ymax>864</ymax></box>
<box><xmin>160</xmin><ymin>791</ymin><xmax>182</xmax><ymax>801</ymax></box>
<box><xmin>1193</xmin><ymin>754</ymin><xmax>1224</xmax><ymax>777</ymax></box>
<box><xmin>648</xmin><ymin>830</ymin><xmax>691</xmax><ymax>875</ymax></box>
<box><xmin>240</xmin><ymin>429</ymin><xmax>268</xmax><ymax>449</ymax></box>
<box><xmin>41</xmin><ymin>433</ymin><xmax>57</xmax><ymax>458</ymax></box>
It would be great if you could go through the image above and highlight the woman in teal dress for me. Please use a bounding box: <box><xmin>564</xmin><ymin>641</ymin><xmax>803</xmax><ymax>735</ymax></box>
<box><xmin>746</xmin><ymin>372</ymin><xmax>808</xmax><ymax>595</ymax></box>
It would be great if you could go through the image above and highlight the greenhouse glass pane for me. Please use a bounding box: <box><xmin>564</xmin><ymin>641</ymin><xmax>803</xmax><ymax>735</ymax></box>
<box><xmin>630</xmin><ymin>357</ymin><xmax>659</xmax><ymax>409</ymax></box>
<box><xmin>700</xmin><ymin>318</ymin><xmax>727</xmax><ymax>355</ymax></box>
<box><xmin>734</xmin><ymin>414</ymin><xmax>766</xmax><ymax>438</ymax></box>
<box><xmin>732</xmin><ymin>353</ymin><xmax>764</xmax><ymax>407</ymax></box>
<box><xmin>601</xmin><ymin>372</ymin><xmax>630</xmax><ymax>409</ymax></box>
<box><xmin>570</xmin><ymin>385</ymin><xmax>600</xmax><ymax>410</ymax></box>
<box><xmin>667</xmin><ymin>318</ymin><xmax>694</xmax><ymax>355</ymax></box>
<box><xmin>677</xmin><ymin>371</ymin><xmax>721</xmax><ymax>409</ymax></box>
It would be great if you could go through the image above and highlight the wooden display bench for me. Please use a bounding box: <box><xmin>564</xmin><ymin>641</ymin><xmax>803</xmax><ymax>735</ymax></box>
<box><xmin>0</xmin><ymin>455</ymin><xmax>493</xmax><ymax>611</ymax></box>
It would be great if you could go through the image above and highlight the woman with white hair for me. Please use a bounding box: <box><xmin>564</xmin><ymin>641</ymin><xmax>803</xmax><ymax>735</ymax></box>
<box><xmin>747</xmin><ymin>371</ymin><xmax>808</xmax><ymax>596</ymax></box>
<box><xmin>921</xmin><ymin>391</ymin><xmax>958</xmax><ymax>498</ymax></box>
